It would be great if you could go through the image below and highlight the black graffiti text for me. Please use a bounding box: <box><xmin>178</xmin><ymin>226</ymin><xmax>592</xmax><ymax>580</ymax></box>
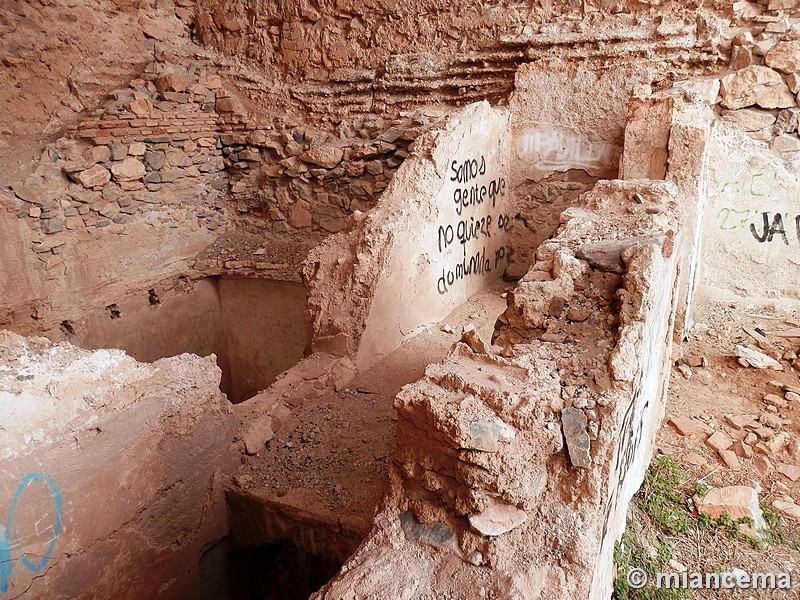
<box><xmin>450</xmin><ymin>155</ymin><xmax>486</xmax><ymax>185</ymax></box>
<box><xmin>437</xmin><ymin>216</ymin><xmax>495</xmax><ymax>253</ymax></box>
<box><xmin>749</xmin><ymin>212</ymin><xmax>800</xmax><ymax>245</ymax></box>
<box><xmin>453</xmin><ymin>176</ymin><xmax>506</xmax><ymax>216</ymax></box>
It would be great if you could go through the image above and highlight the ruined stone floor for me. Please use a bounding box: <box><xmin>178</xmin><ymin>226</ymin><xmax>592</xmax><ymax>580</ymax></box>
<box><xmin>228</xmin><ymin>285</ymin><xmax>508</xmax><ymax>554</ymax></box>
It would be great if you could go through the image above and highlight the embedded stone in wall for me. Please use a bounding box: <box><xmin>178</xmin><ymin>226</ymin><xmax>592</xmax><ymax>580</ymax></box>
<box><xmin>127</xmin><ymin>97</ymin><xmax>153</xmax><ymax>115</ymax></box>
<box><xmin>720</xmin><ymin>108</ymin><xmax>777</xmax><ymax>131</ymax></box>
<box><xmin>216</xmin><ymin>96</ymin><xmax>244</xmax><ymax>114</ymax></box>
<box><xmin>156</xmin><ymin>73</ymin><xmax>189</xmax><ymax>93</ymax></box>
<box><xmin>76</xmin><ymin>164</ymin><xmax>112</xmax><ymax>188</ymax></box>
<box><xmin>302</xmin><ymin>146</ymin><xmax>344</xmax><ymax>169</ymax></box>
<box><xmin>561</xmin><ymin>407</ymin><xmax>592</xmax><ymax>468</ymax></box>
<box><xmin>86</xmin><ymin>145</ymin><xmax>111</xmax><ymax>164</ymax></box>
<box><xmin>111</xmin><ymin>157</ymin><xmax>146</xmax><ymax>182</ymax></box>
<box><xmin>720</xmin><ymin>66</ymin><xmax>795</xmax><ymax>110</ymax></box>
<box><xmin>468</xmin><ymin>500</ymin><xmax>528</xmax><ymax>536</ymax></box>
<box><xmin>765</xmin><ymin>40</ymin><xmax>800</xmax><ymax>75</ymax></box>
<box><xmin>772</xmin><ymin>134</ymin><xmax>800</xmax><ymax>152</ymax></box>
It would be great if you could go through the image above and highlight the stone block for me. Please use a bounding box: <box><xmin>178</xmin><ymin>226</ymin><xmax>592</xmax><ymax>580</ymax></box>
<box><xmin>400</xmin><ymin>511</ymin><xmax>455</xmax><ymax>548</ymax></box>
<box><xmin>166</xmin><ymin>148</ymin><xmax>193</xmax><ymax>167</ymax></box>
<box><xmin>242</xmin><ymin>415</ymin><xmax>274</xmax><ymax>455</ymax></box>
<box><xmin>720</xmin><ymin>66</ymin><xmax>795</xmax><ymax>110</ymax></box>
<box><xmin>216</xmin><ymin>97</ymin><xmax>243</xmax><ymax>113</ymax></box>
<box><xmin>776</xmin><ymin>462</ymin><xmax>800</xmax><ymax>481</ymax></box>
<box><xmin>128</xmin><ymin>142</ymin><xmax>147</xmax><ymax>156</ymax></box>
<box><xmin>668</xmin><ymin>415</ymin><xmax>711</xmax><ymax>436</ymax></box>
<box><xmin>562</xmin><ymin>407</ymin><xmax>591</xmax><ymax>468</ymax></box>
<box><xmin>127</xmin><ymin>98</ymin><xmax>153</xmax><ymax>115</ymax></box>
<box><xmin>74</xmin><ymin>165</ymin><xmax>111</xmax><ymax>189</ymax></box>
<box><xmin>85</xmin><ymin>145</ymin><xmax>111</xmax><ymax>164</ymax></box>
<box><xmin>576</xmin><ymin>235</ymin><xmax>667</xmax><ymax>273</ymax></box>
<box><xmin>288</xmin><ymin>201</ymin><xmax>312</xmax><ymax>228</ymax></box>
<box><xmin>155</xmin><ymin>73</ymin><xmax>189</xmax><ymax>93</ymax></box>
<box><xmin>40</xmin><ymin>217</ymin><xmax>63</xmax><ymax>234</ymax></box>
<box><xmin>144</xmin><ymin>150</ymin><xmax>167</xmax><ymax>170</ymax></box>
<box><xmin>465</xmin><ymin>419</ymin><xmax>515</xmax><ymax>452</ymax></box>
<box><xmin>705</xmin><ymin>430</ymin><xmax>734</xmax><ymax>453</ymax></box>
<box><xmin>696</xmin><ymin>486</ymin><xmax>766</xmax><ymax>539</ymax></box>
<box><xmin>468</xmin><ymin>499</ymin><xmax>527</xmax><ymax>536</ymax></box>
<box><xmin>110</xmin><ymin>158</ymin><xmax>146</xmax><ymax>182</ymax></box>
<box><xmin>720</xmin><ymin>108</ymin><xmax>776</xmax><ymax>131</ymax></box>
<box><xmin>765</xmin><ymin>40</ymin><xmax>800</xmax><ymax>74</ymax></box>
<box><xmin>12</xmin><ymin>183</ymin><xmax>46</xmax><ymax>205</ymax></box>
<box><xmin>301</xmin><ymin>146</ymin><xmax>344</xmax><ymax>169</ymax></box>
<box><xmin>110</xmin><ymin>144</ymin><xmax>128</xmax><ymax>161</ymax></box>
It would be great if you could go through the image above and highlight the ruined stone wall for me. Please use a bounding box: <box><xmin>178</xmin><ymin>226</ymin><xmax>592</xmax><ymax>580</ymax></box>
<box><xmin>191</xmin><ymin>0</ymin><xmax>731</xmax><ymax>119</ymax></box>
<box><xmin>0</xmin><ymin>331</ymin><xmax>238</xmax><ymax>600</ymax></box>
<box><xmin>3</xmin><ymin>0</ymin><xmax>795</xmax><ymax>344</ymax></box>
<box><xmin>0</xmin><ymin>51</ymin><xmax>434</xmax><ymax>348</ymax></box>
<box><xmin>660</xmin><ymin>19</ymin><xmax>800</xmax><ymax>308</ymax></box>
<box><xmin>312</xmin><ymin>174</ymin><xmax>686</xmax><ymax>600</ymax></box>
<box><xmin>301</xmin><ymin>70</ymin><xmax>719</xmax><ymax>600</ymax></box>
<box><xmin>702</xmin><ymin>124</ymin><xmax>800</xmax><ymax>303</ymax></box>
<box><xmin>505</xmin><ymin>61</ymin><xmax>654</xmax><ymax>277</ymax></box>
<box><xmin>700</xmin><ymin>93</ymin><xmax>800</xmax><ymax>306</ymax></box>
<box><xmin>0</xmin><ymin>56</ymin><xmax>230</xmax><ymax>342</ymax></box>
<box><xmin>304</xmin><ymin>101</ymin><xmax>512</xmax><ymax>369</ymax></box>
<box><xmin>4</xmin><ymin>1</ymin><xmax>800</xmax><ymax>598</ymax></box>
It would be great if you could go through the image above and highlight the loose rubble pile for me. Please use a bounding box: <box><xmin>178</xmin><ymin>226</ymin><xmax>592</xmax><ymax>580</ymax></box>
<box><xmin>663</xmin><ymin>314</ymin><xmax>800</xmax><ymax>528</ymax></box>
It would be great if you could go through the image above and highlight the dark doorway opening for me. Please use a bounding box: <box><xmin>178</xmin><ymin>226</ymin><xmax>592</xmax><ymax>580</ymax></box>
<box><xmin>200</xmin><ymin>538</ymin><xmax>342</xmax><ymax>600</ymax></box>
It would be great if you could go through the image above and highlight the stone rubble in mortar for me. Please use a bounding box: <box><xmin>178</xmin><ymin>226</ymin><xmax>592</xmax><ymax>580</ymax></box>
<box><xmin>720</xmin><ymin>8</ymin><xmax>800</xmax><ymax>152</ymax></box>
<box><xmin>392</xmin><ymin>239</ymin><xmax>620</xmax><ymax>552</ymax></box>
<box><xmin>3</xmin><ymin>58</ymin><xmax>231</xmax><ymax>265</ymax></box>
<box><xmin>2</xmin><ymin>52</ymin><xmax>445</xmax><ymax>272</ymax></box>
<box><xmin>221</xmin><ymin>111</ymin><xmax>443</xmax><ymax>236</ymax></box>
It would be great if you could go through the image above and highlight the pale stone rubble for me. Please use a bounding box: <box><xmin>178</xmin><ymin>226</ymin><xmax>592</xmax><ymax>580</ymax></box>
<box><xmin>721</xmin><ymin>27</ymin><xmax>800</xmax><ymax>152</ymax></box>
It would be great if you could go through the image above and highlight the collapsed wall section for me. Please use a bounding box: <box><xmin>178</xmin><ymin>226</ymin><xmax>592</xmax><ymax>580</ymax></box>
<box><xmin>307</xmin><ymin>82</ymin><xmax>717</xmax><ymax>599</ymax></box>
<box><xmin>505</xmin><ymin>61</ymin><xmax>654</xmax><ymax>277</ymax></box>
<box><xmin>311</xmin><ymin>176</ymin><xmax>686</xmax><ymax>600</ymax></box>
<box><xmin>304</xmin><ymin>101</ymin><xmax>512</xmax><ymax>370</ymax></box>
<box><xmin>0</xmin><ymin>331</ymin><xmax>239</xmax><ymax>600</ymax></box>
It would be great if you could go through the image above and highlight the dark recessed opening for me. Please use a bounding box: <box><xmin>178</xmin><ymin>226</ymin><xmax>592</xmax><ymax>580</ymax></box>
<box><xmin>200</xmin><ymin>538</ymin><xmax>342</xmax><ymax>600</ymax></box>
<box><xmin>60</xmin><ymin>320</ymin><xmax>75</xmax><ymax>336</ymax></box>
<box><xmin>67</xmin><ymin>277</ymin><xmax>308</xmax><ymax>403</ymax></box>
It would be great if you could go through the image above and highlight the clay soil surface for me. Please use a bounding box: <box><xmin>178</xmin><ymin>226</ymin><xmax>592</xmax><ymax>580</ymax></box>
<box><xmin>648</xmin><ymin>298</ymin><xmax>800</xmax><ymax>598</ymax></box>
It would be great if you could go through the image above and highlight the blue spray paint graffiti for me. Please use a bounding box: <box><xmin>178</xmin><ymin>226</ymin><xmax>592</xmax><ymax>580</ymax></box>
<box><xmin>0</xmin><ymin>474</ymin><xmax>63</xmax><ymax>593</ymax></box>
